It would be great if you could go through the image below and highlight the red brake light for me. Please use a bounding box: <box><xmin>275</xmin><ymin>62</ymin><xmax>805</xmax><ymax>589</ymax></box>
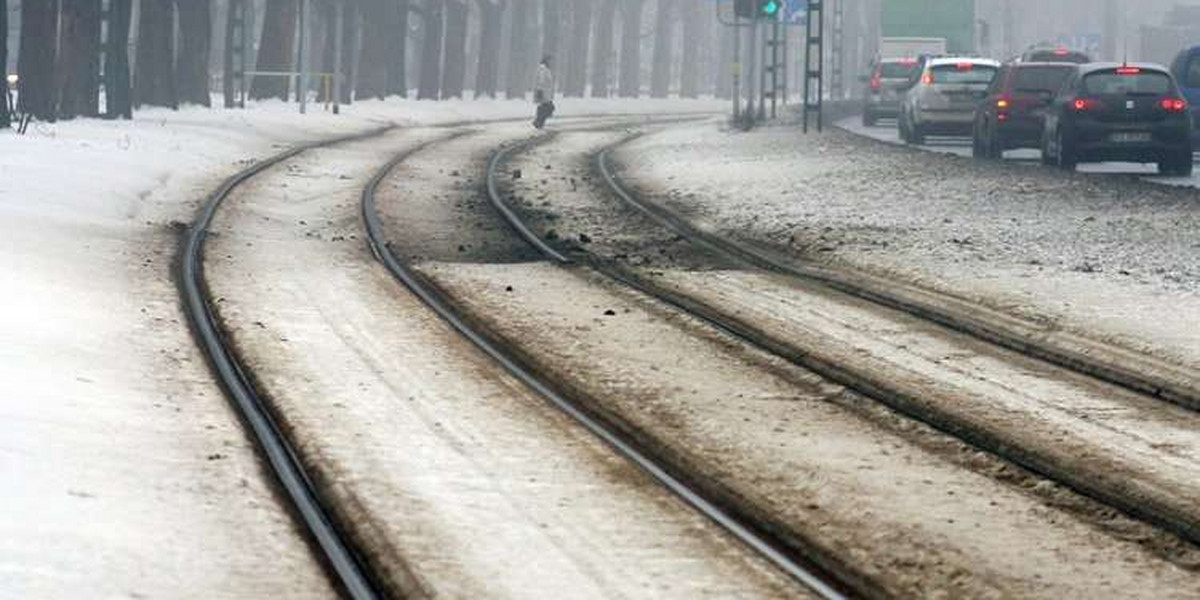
<box><xmin>1054</xmin><ymin>48</ymin><xmax>1070</xmax><ymax>56</ymax></box>
<box><xmin>870</xmin><ymin>73</ymin><xmax>882</xmax><ymax>90</ymax></box>
<box><xmin>1160</xmin><ymin>98</ymin><xmax>1188</xmax><ymax>113</ymax></box>
<box><xmin>996</xmin><ymin>98</ymin><xmax>1010</xmax><ymax>109</ymax></box>
<box><xmin>899</xmin><ymin>58</ymin><xmax>918</xmax><ymax>65</ymax></box>
<box><xmin>956</xmin><ymin>62</ymin><xmax>974</xmax><ymax>71</ymax></box>
<box><xmin>1115</xmin><ymin>67</ymin><xmax>1141</xmax><ymax>75</ymax></box>
<box><xmin>921</xmin><ymin>73</ymin><xmax>934</xmax><ymax>85</ymax></box>
<box><xmin>1074</xmin><ymin>98</ymin><xmax>1099</xmax><ymax>111</ymax></box>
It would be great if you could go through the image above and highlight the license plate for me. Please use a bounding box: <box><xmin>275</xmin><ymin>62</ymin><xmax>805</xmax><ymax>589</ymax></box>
<box><xmin>1109</xmin><ymin>132</ymin><xmax>1151</xmax><ymax>143</ymax></box>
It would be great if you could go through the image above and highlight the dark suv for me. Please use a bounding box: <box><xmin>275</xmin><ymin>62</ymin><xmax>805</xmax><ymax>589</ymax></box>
<box><xmin>1042</xmin><ymin>63</ymin><xmax>1193</xmax><ymax>175</ymax></box>
<box><xmin>973</xmin><ymin>62</ymin><xmax>1076</xmax><ymax>158</ymax></box>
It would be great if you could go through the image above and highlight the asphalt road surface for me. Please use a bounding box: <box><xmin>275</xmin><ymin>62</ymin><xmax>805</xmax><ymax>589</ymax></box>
<box><xmin>836</xmin><ymin>117</ymin><xmax>1200</xmax><ymax>187</ymax></box>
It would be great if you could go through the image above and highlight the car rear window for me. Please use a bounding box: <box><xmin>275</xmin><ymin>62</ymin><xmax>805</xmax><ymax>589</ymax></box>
<box><xmin>1012</xmin><ymin>67</ymin><xmax>1073</xmax><ymax>93</ymax></box>
<box><xmin>1025</xmin><ymin>51</ymin><xmax>1090</xmax><ymax>64</ymax></box>
<box><xmin>880</xmin><ymin>62</ymin><xmax>919</xmax><ymax>78</ymax></box>
<box><xmin>930</xmin><ymin>64</ymin><xmax>998</xmax><ymax>85</ymax></box>
<box><xmin>1083</xmin><ymin>70</ymin><xmax>1172</xmax><ymax>95</ymax></box>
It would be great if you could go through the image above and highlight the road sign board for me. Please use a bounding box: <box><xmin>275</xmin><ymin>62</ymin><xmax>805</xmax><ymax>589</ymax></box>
<box><xmin>785</xmin><ymin>0</ymin><xmax>807</xmax><ymax>25</ymax></box>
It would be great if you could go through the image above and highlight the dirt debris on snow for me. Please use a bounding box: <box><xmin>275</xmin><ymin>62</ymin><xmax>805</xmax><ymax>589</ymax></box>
<box><xmin>614</xmin><ymin>122</ymin><xmax>1200</xmax><ymax>370</ymax></box>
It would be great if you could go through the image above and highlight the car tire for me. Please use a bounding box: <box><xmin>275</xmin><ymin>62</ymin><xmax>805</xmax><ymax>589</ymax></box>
<box><xmin>1057</xmin><ymin>130</ymin><xmax>1077</xmax><ymax>171</ymax></box>
<box><xmin>911</xmin><ymin>122</ymin><xmax>926</xmax><ymax>146</ymax></box>
<box><xmin>1159</xmin><ymin>152</ymin><xmax>1194</xmax><ymax>176</ymax></box>
<box><xmin>1040</xmin><ymin>131</ymin><xmax>1056</xmax><ymax>166</ymax></box>
<box><xmin>987</xmin><ymin>133</ymin><xmax>1004</xmax><ymax>160</ymax></box>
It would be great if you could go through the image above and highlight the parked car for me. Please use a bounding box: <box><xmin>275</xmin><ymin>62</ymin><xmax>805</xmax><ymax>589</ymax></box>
<box><xmin>1041</xmin><ymin>63</ymin><xmax>1193</xmax><ymax>175</ymax></box>
<box><xmin>899</xmin><ymin>57</ymin><xmax>1001</xmax><ymax>144</ymax></box>
<box><xmin>972</xmin><ymin>62</ymin><xmax>1077</xmax><ymax>158</ymax></box>
<box><xmin>1020</xmin><ymin>46</ymin><xmax>1092</xmax><ymax>65</ymax></box>
<box><xmin>1169</xmin><ymin>45</ymin><xmax>1200</xmax><ymax>142</ymax></box>
<box><xmin>862</xmin><ymin>58</ymin><xmax>922</xmax><ymax>126</ymax></box>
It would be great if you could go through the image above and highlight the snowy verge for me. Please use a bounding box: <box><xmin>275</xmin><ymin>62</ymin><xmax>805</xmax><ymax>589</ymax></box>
<box><xmin>0</xmin><ymin>97</ymin><xmax>719</xmax><ymax>595</ymax></box>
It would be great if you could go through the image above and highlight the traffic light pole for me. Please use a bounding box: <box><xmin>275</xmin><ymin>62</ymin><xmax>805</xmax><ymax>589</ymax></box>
<box><xmin>802</xmin><ymin>0</ymin><xmax>824</xmax><ymax>133</ymax></box>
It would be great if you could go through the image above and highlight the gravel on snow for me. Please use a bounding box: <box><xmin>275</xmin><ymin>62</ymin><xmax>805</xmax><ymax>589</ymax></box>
<box><xmin>615</xmin><ymin>122</ymin><xmax>1200</xmax><ymax>369</ymax></box>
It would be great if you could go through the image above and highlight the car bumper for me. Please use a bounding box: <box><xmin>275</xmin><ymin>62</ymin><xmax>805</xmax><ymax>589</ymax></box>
<box><xmin>1073</xmin><ymin>122</ymin><xmax>1192</xmax><ymax>161</ymax></box>
<box><xmin>995</xmin><ymin>120</ymin><xmax>1044</xmax><ymax>149</ymax></box>
<box><xmin>917</xmin><ymin>110</ymin><xmax>975</xmax><ymax>134</ymax></box>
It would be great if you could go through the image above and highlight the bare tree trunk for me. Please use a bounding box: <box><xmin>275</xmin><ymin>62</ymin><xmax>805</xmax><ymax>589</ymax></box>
<box><xmin>416</xmin><ymin>0</ymin><xmax>444</xmax><ymax>100</ymax></box>
<box><xmin>473</xmin><ymin>0</ymin><xmax>505</xmax><ymax>98</ymax></box>
<box><xmin>356</xmin><ymin>0</ymin><xmax>390</xmax><ymax>99</ymax></box>
<box><xmin>541</xmin><ymin>0</ymin><xmax>560</xmax><ymax>62</ymax></box>
<box><xmin>679</xmin><ymin>0</ymin><xmax>702</xmax><ymax>98</ymax></box>
<box><xmin>18</xmin><ymin>0</ymin><xmax>60</xmax><ymax>119</ymax></box>
<box><xmin>618</xmin><ymin>0</ymin><xmax>643</xmax><ymax>98</ymax></box>
<box><xmin>714</xmin><ymin>15</ymin><xmax>732</xmax><ymax>99</ymax></box>
<box><xmin>442</xmin><ymin>0</ymin><xmax>468</xmax><ymax>98</ymax></box>
<box><xmin>562</xmin><ymin>0</ymin><xmax>590</xmax><ymax>97</ymax></box>
<box><xmin>589</xmin><ymin>1</ymin><xmax>617</xmax><ymax>98</ymax></box>
<box><xmin>0</xmin><ymin>0</ymin><xmax>8</xmax><ymax>128</ymax></box>
<box><xmin>387</xmin><ymin>0</ymin><xmax>411</xmax><ymax>97</ymax></box>
<box><xmin>251</xmin><ymin>0</ymin><xmax>298</xmax><ymax>100</ymax></box>
<box><xmin>650</xmin><ymin>0</ymin><xmax>673</xmax><ymax>98</ymax></box>
<box><xmin>134</xmin><ymin>0</ymin><xmax>178</xmax><ymax>109</ymax></box>
<box><xmin>105</xmin><ymin>0</ymin><xmax>134</xmax><ymax>118</ymax></box>
<box><xmin>177</xmin><ymin>0</ymin><xmax>213</xmax><ymax>106</ymax></box>
<box><xmin>58</xmin><ymin>0</ymin><xmax>103</xmax><ymax>119</ymax></box>
<box><xmin>504</xmin><ymin>0</ymin><xmax>532</xmax><ymax>99</ymax></box>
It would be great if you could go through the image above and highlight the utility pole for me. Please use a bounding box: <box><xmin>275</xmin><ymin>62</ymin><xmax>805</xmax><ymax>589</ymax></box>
<box><xmin>333</xmin><ymin>0</ymin><xmax>344</xmax><ymax>114</ymax></box>
<box><xmin>1102</xmin><ymin>0</ymin><xmax>1119</xmax><ymax>61</ymax></box>
<box><xmin>298</xmin><ymin>0</ymin><xmax>311</xmax><ymax>114</ymax></box>
<box><xmin>733</xmin><ymin>14</ymin><xmax>742</xmax><ymax>120</ymax></box>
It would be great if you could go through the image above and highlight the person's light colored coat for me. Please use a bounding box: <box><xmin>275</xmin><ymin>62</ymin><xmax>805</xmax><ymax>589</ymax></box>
<box><xmin>534</xmin><ymin>64</ymin><xmax>555</xmax><ymax>103</ymax></box>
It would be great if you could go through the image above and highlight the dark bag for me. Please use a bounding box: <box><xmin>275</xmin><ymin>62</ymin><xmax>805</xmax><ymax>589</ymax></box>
<box><xmin>536</xmin><ymin>101</ymin><xmax>555</xmax><ymax>121</ymax></box>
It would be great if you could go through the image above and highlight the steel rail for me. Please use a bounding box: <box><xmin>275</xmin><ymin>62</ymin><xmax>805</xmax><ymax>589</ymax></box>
<box><xmin>363</xmin><ymin>129</ymin><xmax>851</xmax><ymax>600</ymax></box>
<box><xmin>478</xmin><ymin>128</ymin><xmax>1200</xmax><ymax>553</ymax></box>
<box><xmin>180</xmin><ymin>128</ymin><xmax>391</xmax><ymax>600</ymax></box>
<box><xmin>595</xmin><ymin>139</ymin><xmax>1200</xmax><ymax>414</ymax></box>
<box><xmin>585</xmin><ymin>138</ymin><xmax>1200</xmax><ymax>546</ymax></box>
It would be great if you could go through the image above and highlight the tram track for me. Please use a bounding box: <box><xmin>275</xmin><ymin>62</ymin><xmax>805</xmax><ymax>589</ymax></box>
<box><xmin>179</xmin><ymin>127</ymin><xmax>392</xmax><ymax>600</ymax></box>
<box><xmin>481</xmin><ymin>127</ymin><xmax>1200</xmax><ymax>555</ymax></box>
<box><xmin>362</xmin><ymin>122</ymin><xmax>851</xmax><ymax>599</ymax></box>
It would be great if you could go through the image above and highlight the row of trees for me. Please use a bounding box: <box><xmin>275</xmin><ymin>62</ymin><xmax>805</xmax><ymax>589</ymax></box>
<box><xmin>8</xmin><ymin>0</ymin><xmax>734</xmax><ymax>123</ymax></box>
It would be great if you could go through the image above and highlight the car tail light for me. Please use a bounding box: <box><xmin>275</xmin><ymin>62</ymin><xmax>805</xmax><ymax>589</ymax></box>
<box><xmin>1074</xmin><ymin>98</ymin><xmax>1101</xmax><ymax>112</ymax></box>
<box><xmin>1115</xmin><ymin>66</ymin><xmax>1141</xmax><ymax>75</ymax></box>
<box><xmin>870</xmin><ymin>74</ymin><xmax>882</xmax><ymax>90</ymax></box>
<box><xmin>1160</xmin><ymin>98</ymin><xmax>1188</xmax><ymax>113</ymax></box>
<box><xmin>956</xmin><ymin>62</ymin><xmax>975</xmax><ymax>71</ymax></box>
<box><xmin>921</xmin><ymin>73</ymin><xmax>934</xmax><ymax>85</ymax></box>
<box><xmin>1054</xmin><ymin>48</ymin><xmax>1070</xmax><ymax>56</ymax></box>
<box><xmin>996</xmin><ymin>98</ymin><xmax>1011</xmax><ymax>109</ymax></box>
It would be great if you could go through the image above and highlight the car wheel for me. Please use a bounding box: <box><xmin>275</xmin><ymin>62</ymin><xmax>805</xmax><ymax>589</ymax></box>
<box><xmin>1040</xmin><ymin>131</ymin><xmax>1056</xmax><ymax>166</ymax></box>
<box><xmin>987</xmin><ymin>132</ymin><xmax>1004</xmax><ymax>160</ymax></box>
<box><xmin>972</xmin><ymin>129</ymin><xmax>985</xmax><ymax>158</ymax></box>
<box><xmin>1179</xmin><ymin>154</ymin><xmax>1195</xmax><ymax>176</ymax></box>
<box><xmin>1057</xmin><ymin>130</ymin><xmax>1077</xmax><ymax>171</ymax></box>
<box><xmin>911</xmin><ymin>122</ymin><xmax>926</xmax><ymax>145</ymax></box>
<box><xmin>1160</xmin><ymin>152</ymin><xmax>1194</xmax><ymax>176</ymax></box>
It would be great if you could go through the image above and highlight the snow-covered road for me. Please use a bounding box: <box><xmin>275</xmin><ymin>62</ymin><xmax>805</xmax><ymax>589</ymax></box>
<box><xmin>835</xmin><ymin>116</ymin><xmax>1200</xmax><ymax>186</ymax></box>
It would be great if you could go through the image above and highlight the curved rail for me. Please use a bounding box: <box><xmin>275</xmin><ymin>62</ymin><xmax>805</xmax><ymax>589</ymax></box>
<box><xmin>364</xmin><ymin>129</ymin><xmax>850</xmax><ymax>600</ymax></box>
<box><xmin>598</xmin><ymin>140</ymin><xmax>1200</xmax><ymax>415</ymax></box>
<box><xmin>588</xmin><ymin>139</ymin><xmax>1200</xmax><ymax>546</ymax></box>
<box><xmin>180</xmin><ymin>129</ymin><xmax>390</xmax><ymax>600</ymax></box>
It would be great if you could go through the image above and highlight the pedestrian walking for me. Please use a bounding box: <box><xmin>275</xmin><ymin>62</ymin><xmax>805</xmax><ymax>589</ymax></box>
<box><xmin>533</xmin><ymin>54</ymin><xmax>556</xmax><ymax>130</ymax></box>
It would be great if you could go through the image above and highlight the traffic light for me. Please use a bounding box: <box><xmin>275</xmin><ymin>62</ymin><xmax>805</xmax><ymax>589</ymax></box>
<box><xmin>758</xmin><ymin>0</ymin><xmax>782</xmax><ymax>18</ymax></box>
<box><xmin>734</xmin><ymin>0</ymin><xmax>783</xmax><ymax>20</ymax></box>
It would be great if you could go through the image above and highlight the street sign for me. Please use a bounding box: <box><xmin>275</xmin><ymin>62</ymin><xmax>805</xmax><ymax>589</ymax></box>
<box><xmin>785</xmin><ymin>0</ymin><xmax>807</xmax><ymax>25</ymax></box>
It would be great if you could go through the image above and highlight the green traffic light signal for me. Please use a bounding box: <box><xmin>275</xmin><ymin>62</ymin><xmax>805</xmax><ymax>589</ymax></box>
<box><xmin>761</xmin><ymin>0</ymin><xmax>780</xmax><ymax>16</ymax></box>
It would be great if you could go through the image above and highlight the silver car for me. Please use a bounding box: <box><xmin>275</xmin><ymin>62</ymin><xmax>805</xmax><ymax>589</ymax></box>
<box><xmin>899</xmin><ymin>57</ymin><xmax>1001</xmax><ymax>144</ymax></box>
<box><xmin>862</xmin><ymin>58</ymin><xmax>922</xmax><ymax>126</ymax></box>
